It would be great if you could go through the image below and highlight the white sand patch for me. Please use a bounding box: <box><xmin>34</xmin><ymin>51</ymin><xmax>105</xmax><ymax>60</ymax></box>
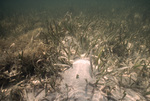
<box><xmin>56</xmin><ymin>59</ymin><xmax>107</xmax><ymax>101</ymax></box>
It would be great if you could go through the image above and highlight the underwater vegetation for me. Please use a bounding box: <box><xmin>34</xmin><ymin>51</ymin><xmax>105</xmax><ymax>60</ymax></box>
<box><xmin>0</xmin><ymin>3</ymin><xmax>150</xmax><ymax>100</ymax></box>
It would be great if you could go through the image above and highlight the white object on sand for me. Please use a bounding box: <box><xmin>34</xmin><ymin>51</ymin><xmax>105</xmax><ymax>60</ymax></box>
<box><xmin>57</xmin><ymin>59</ymin><xmax>107</xmax><ymax>101</ymax></box>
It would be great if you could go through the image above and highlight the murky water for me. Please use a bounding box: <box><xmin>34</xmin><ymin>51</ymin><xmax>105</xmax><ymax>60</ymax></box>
<box><xmin>1</xmin><ymin>0</ymin><xmax>150</xmax><ymax>101</ymax></box>
<box><xmin>0</xmin><ymin>0</ymin><xmax>150</xmax><ymax>18</ymax></box>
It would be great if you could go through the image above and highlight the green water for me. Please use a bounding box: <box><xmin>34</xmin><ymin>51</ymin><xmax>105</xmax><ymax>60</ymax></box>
<box><xmin>0</xmin><ymin>0</ymin><xmax>150</xmax><ymax>17</ymax></box>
